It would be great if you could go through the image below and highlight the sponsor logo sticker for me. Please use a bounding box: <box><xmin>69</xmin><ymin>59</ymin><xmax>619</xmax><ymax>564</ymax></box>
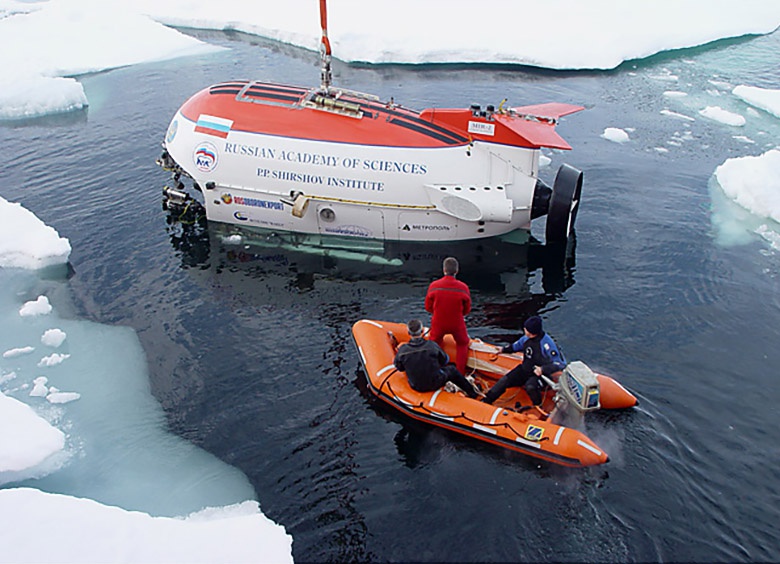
<box><xmin>524</xmin><ymin>424</ymin><xmax>544</xmax><ymax>442</ymax></box>
<box><xmin>324</xmin><ymin>225</ymin><xmax>372</xmax><ymax>238</ymax></box>
<box><xmin>468</xmin><ymin>121</ymin><xmax>496</xmax><ymax>136</ymax></box>
<box><xmin>193</xmin><ymin>142</ymin><xmax>219</xmax><ymax>173</ymax></box>
<box><xmin>402</xmin><ymin>224</ymin><xmax>452</xmax><ymax>232</ymax></box>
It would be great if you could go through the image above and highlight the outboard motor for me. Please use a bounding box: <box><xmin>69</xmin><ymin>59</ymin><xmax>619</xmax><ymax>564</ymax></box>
<box><xmin>542</xmin><ymin>360</ymin><xmax>600</xmax><ymax>430</ymax></box>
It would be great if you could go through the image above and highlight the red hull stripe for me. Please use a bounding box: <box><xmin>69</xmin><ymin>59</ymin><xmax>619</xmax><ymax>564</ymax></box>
<box><xmin>246</xmin><ymin>83</ymin><xmax>307</xmax><ymax>96</ymax></box>
<box><xmin>243</xmin><ymin>90</ymin><xmax>302</xmax><ymax>104</ymax></box>
<box><xmin>210</xmin><ymin>86</ymin><xmax>242</xmax><ymax>95</ymax></box>
<box><xmin>387</xmin><ymin>117</ymin><xmax>464</xmax><ymax>145</ymax></box>
<box><xmin>369</xmin><ymin>105</ymin><xmax>468</xmax><ymax>144</ymax></box>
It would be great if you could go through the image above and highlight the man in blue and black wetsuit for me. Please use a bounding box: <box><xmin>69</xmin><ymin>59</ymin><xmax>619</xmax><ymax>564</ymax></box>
<box><xmin>394</xmin><ymin>319</ymin><xmax>481</xmax><ymax>399</ymax></box>
<box><xmin>482</xmin><ymin>316</ymin><xmax>566</xmax><ymax>406</ymax></box>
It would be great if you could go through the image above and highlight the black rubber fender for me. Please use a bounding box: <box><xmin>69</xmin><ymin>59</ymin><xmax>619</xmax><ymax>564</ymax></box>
<box><xmin>545</xmin><ymin>164</ymin><xmax>583</xmax><ymax>244</ymax></box>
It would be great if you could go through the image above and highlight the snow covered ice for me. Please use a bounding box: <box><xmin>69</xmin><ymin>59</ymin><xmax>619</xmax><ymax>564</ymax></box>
<box><xmin>601</xmin><ymin>127</ymin><xmax>631</xmax><ymax>143</ymax></box>
<box><xmin>733</xmin><ymin>85</ymin><xmax>780</xmax><ymax>119</ymax></box>
<box><xmin>699</xmin><ymin>105</ymin><xmax>747</xmax><ymax>126</ymax></box>
<box><xmin>0</xmin><ymin>198</ymin><xmax>71</xmax><ymax>269</ymax></box>
<box><xmin>0</xmin><ymin>392</ymin><xmax>64</xmax><ymax>475</ymax></box>
<box><xmin>1</xmin><ymin>0</ymin><xmax>779</xmax><ymax>120</ymax></box>
<box><xmin>131</xmin><ymin>0</ymin><xmax>780</xmax><ymax>69</ymax></box>
<box><xmin>711</xmin><ymin>149</ymin><xmax>780</xmax><ymax>249</ymax></box>
<box><xmin>1</xmin><ymin>0</ymin><xmax>780</xmax><ymax>561</ymax></box>
<box><xmin>41</xmin><ymin>328</ymin><xmax>67</xmax><ymax>348</ymax></box>
<box><xmin>0</xmin><ymin>197</ymin><xmax>293</xmax><ymax>562</ymax></box>
<box><xmin>3</xmin><ymin>489</ymin><xmax>292</xmax><ymax>564</ymax></box>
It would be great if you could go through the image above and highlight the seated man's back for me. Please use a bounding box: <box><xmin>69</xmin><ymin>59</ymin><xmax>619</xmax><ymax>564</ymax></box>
<box><xmin>393</xmin><ymin>319</ymin><xmax>480</xmax><ymax>399</ymax></box>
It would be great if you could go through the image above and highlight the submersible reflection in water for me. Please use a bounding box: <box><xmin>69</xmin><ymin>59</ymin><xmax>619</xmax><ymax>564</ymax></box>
<box><xmin>164</xmin><ymin>215</ymin><xmax>578</xmax><ymax>302</ymax></box>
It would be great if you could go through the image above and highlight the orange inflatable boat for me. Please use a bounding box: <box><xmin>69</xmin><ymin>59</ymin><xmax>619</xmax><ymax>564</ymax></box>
<box><xmin>352</xmin><ymin>319</ymin><xmax>637</xmax><ymax>468</ymax></box>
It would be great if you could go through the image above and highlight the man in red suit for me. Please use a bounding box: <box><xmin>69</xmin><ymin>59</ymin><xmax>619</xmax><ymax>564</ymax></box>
<box><xmin>425</xmin><ymin>257</ymin><xmax>471</xmax><ymax>375</ymax></box>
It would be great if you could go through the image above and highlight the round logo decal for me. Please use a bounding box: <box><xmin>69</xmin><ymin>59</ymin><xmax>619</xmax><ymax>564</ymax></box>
<box><xmin>193</xmin><ymin>142</ymin><xmax>219</xmax><ymax>173</ymax></box>
<box><xmin>221</xmin><ymin>193</ymin><xmax>233</xmax><ymax>204</ymax></box>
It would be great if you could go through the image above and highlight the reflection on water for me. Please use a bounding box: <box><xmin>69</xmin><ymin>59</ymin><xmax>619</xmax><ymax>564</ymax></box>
<box><xmin>164</xmin><ymin>218</ymin><xmax>577</xmax><ymax>306</ymax></box>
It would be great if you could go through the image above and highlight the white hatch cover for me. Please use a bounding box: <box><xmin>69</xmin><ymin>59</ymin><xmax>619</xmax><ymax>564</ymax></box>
<box><xmin>424</xmin><ymin>184</ymin><xmax>513</xmax><ymax>222</ymax></box>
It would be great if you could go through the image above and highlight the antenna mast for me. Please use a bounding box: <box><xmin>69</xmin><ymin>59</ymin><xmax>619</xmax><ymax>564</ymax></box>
<box><xmin>319</xmin><ymin>0</ymin><xmax>333</xmax><ymax>93</ymax></box>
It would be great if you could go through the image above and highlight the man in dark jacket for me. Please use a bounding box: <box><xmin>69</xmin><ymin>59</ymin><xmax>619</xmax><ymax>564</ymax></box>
<box><xmin>482</xmin><ymin>316</ymin><xmax>566</xmax><ymax>406</ymax></box>
<box><xmin>394</xmin><ymin>319</ymin><xmax>481</xmax><ymax>399</ymax></box>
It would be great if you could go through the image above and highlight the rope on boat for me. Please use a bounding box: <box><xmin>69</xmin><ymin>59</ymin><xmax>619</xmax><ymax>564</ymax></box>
<box><xmin>379</xmin><ymin>367</ymin><xmax>397</xmax><ymax>391</ymax></box>
<box><xmin>384</xmin><ymin>380</ymin><xmax>548</xmax><ymax>442</ymax></box>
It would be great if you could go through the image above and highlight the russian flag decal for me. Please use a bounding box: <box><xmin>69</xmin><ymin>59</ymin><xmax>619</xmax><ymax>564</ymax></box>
<box><xmin>194</xmin><ymin>114</ymin><xmax>233</xmax><ymax>139</ymax></box>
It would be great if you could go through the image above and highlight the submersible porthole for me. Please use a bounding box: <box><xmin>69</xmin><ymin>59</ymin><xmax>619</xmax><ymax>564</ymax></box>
<box><xmin>320</xmin><ymin>207</ymin><xmax>336</xmax><ymax>222</ymax></box>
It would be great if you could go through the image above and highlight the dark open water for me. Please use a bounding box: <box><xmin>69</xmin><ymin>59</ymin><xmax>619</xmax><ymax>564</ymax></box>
<box><xmin>3</xmin><ymin>29</ymin><xmax>780</xmax><ymax>563</ymax></box>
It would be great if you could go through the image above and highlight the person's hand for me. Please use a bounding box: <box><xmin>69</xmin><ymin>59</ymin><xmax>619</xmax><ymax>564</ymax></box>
<box><xmin>533</xmin><ymin>366</ymin><xmax>543</xmax><ymax>376</ymax></box>
<box><xmin>501</xmin><ymin>345</ymin><xmax>513</xmax><ymax>354</ymax></box>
